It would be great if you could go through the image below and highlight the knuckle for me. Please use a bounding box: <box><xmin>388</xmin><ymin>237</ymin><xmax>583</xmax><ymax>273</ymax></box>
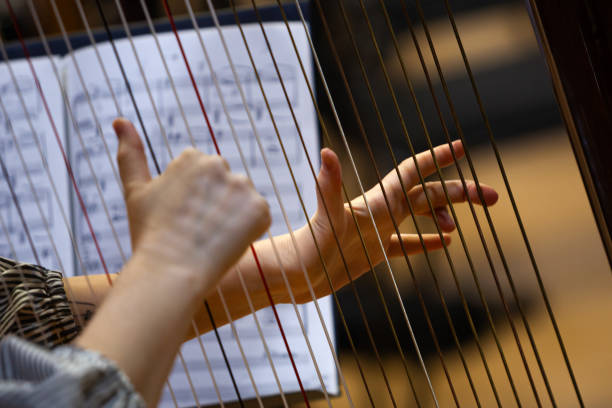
<box><xmin>229</xmin><ymin>174</ymin><xmax>251</xmax><ymax>190</ymax></box>
<box><xmin>207</xmin><ymin>155</ymin><xmax>228</xmax><ymax>172</ymax></box>
<box><xmin>181</xmin><ymin>147</ymin><xmax>200</xmax><ymax>160</ymax></box>
<box><xmin>170</xmin><ymin>147</ymin><xmax>201</xmax><ymax>170</ymax></box>
<box><xmin>116</xmin><ymin>146</ymin><xmax>129</xmax><ymax>163</ymax></box>
<box><xmin>199</xmin><ymin>155</ymin><xmax>227</xmax><ymax>177</ymax></box>
<box><xmin>430</xmin><ymin>184</ymin><xmax>444</xmax><ymax>204</ymax></box>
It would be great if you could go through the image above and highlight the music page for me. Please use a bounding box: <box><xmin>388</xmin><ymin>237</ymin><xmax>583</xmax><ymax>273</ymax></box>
<box><xmin>0</xmin><ymin>56</ymin><xmax>73</xmax><ymax>275</ymax></box>
<box><xmin>64</xmin><ymin>21</ymin><xmax>337</xmax><ymax>406</ymax></box>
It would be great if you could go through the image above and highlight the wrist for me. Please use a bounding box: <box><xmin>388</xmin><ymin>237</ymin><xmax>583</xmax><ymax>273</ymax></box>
<box><xmin>124</xmin><ymin>246</ymin><xmax>209</xmax><ymax>303</ymax></box>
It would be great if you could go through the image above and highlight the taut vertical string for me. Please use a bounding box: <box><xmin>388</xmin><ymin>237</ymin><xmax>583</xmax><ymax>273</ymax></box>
<box><xmin>136</xmin><ymin>2</ymin><xmax>288</xmax><ymax>405</ymax></box>
<box><xmin>396</xmin><ymin>2</ymin><xmax>538</xmax><ymax>404</ymax></box>
<box><xmin>410</xmin><ymin>0</ymin><xmax>556</xmax><ymax>404</ymax></box>
<box><xmin>0</xmin><ymin>91</ymin><xmax>87</xmax><ymax>333</ymax></box>
<box><xmin>90</xmin><ymin>0</ymin><xmax>249</xmax><ymax>405</ymax></box>
<box><xmin>26</xmin><ymin>0</ymin><xmax>128</xmax><ymax>270</ymax></box>
<box><xmin>3</xmin><ymin>0</ymin><xmax>112</xmax><ymax>284</ymax></box>
<box><xmin>443</xmin><ymin>1</ymin><xmax>584</xmax><ymax>405</ymax></box>
<box><xmin>288</xmin><ymin>1</ymin><xmax>442</xmax><ymax>405</ymax></box>
<box><xmin>332</xmin><ymin>0</ymin><xmax>492</xmax><ymax>404</ymax></box>
<box><xmin>0</xmin><ymin>35</ymin><xmax>99</xmax><ymax>323</ymax></box>
<box><xmin>47</xmin><ymin>0</ymin><xmax>123</xmax><ymax>196</ymax></box>
<box><xmin>237</xmin><ymin>1</ymin><xmax>422</xmax><ymax>406</ymax></box>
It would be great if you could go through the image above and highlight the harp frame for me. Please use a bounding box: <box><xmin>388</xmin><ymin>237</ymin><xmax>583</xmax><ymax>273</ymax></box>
<box><xmin>527</xmin><ymin>0</ymin><xmax>612</xmax><ymax>266</ymax></box>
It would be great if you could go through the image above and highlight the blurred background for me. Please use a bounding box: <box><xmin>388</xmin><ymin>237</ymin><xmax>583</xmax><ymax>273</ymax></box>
<box><xmin>1</xmin><ymin>0</ymin><xmax>610</xmax><ymax>406</ymax></box>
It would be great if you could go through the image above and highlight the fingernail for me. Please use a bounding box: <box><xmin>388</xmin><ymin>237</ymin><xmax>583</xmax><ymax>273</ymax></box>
<box><xmin>321</xmin><ymin>150</ymin><xmax>329</xmax><ymax>172</ymax></box>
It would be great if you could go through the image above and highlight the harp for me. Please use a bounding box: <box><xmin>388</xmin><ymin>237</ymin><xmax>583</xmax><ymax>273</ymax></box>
<box><xmin>0</xmin><ymin>0</ymin><xmax>609</xmax><ymax>407</ymax></box>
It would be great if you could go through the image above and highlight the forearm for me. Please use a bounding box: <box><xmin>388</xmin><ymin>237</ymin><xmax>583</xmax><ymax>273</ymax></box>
<box><xmin>186</xmin><ymin>232</ymin><xmax>312</xmax><ymax>336</ymax></box>
<box><xmin>63</xmin><ymin>274</ymin><xmax>117</xmax><ymax>326</ymax></box>
<box><xmin>73</xmin><ymin>252</ymin><xmax>206</xmax><ymax>406</ymax></box>
<box><xmin>64</xmin><ymin>231</ymin><xmax>308</xmax><ymax>342</ymax></box>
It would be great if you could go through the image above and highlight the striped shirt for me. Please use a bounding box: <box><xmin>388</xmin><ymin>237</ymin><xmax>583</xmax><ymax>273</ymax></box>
<box><xmin>0</xmin><ymin>257</ymin><xmax>145</xmax><ymax>407</ymax></box>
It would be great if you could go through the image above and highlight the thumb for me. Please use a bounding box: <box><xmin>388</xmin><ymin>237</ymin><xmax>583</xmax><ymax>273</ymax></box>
<box><xmin>314</xmin><ymin>148</ymin><xmax>344</xmax><ymax>228</ymax></box>
<box><xmin>113</xmin><ymin>118</ymin><xmax>152</xmax><ymax>197</ymax></box>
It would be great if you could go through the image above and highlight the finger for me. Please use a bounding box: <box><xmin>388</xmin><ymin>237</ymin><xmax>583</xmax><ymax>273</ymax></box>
<box><xmin>113</xmin><ymin>118</ymin><xmax>152</xmax><ymax>196</ymax></box>
<box><xmin>434</xmin><ymin>208</ymin><xmax>456</xmax><ymax>232</ymax></box>
<box><xmin>388</xmin><ymin>140</ymin><xmax>464</xmax><ymax>189</ymax></box>
<box><xmin>313</xmin><ymin>148</ymin><xmax>344</xmax><ymax>229</ymax></box>
<box><xmin>387</xmin><ymin>233</ymin><xmax>451</xmax><ymax>257</ymax></box>
<box><xmin>408</xmin><ymin>180</ymin><xmax>499</xmax><ymax>215</ymax></box>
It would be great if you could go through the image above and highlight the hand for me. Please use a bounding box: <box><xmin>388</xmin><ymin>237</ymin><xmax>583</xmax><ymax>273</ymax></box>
<box><xmin>112</xmin><ymin>118</ymin><xmax>271</xmax><ymax>294</ymax></box>
<box><xmin>272</xmin><ymin>141</ymin><xmax>498</xmax><ymax>303</ymax></box>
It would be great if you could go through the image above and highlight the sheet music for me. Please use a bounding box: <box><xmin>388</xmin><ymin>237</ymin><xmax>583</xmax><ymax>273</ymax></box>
<box><xmin>65</xmin><ymin>22</ymin><xmax>337</xmax><ymax>406</ymax></box>
<box><xmin>0</xmin><ymin>56</ymin><xmax>72</xmax><ymax>275</ymax></box>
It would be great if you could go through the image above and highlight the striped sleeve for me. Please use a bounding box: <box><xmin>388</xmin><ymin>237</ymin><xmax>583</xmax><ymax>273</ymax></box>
<box><xmin>0</xmin><ymin>335</ymin><xmax>145</xmax><ymax>408</ymax></box>
<box><xmin>0</xmin><ymin>257</ymin><xmax>80</xmax><ymax>347</ymax></box>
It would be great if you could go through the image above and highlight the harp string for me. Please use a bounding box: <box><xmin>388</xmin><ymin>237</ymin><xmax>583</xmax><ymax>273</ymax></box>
<box><xmin>348</xmin><ymin>0</ymin><xmax>534</xmax><ymax>405</ymax></box>
<box><xmin>2</xmin><ymin>1</ymin><xmax>112</xmax><ymax>285</ymax></box>
<box><xmin>245</xmin><ymin>7</ymin><xmax>393</xmax><ymax>408</ymax></box>
<box><xmin>110</xmin><ymin>0</ymin><xmax>175</xmax><ymax>168</ymax></box>
<box><xmin>90</xmin><ymin>0</ymin><xmax>161</xmax><ymax>174</ymax></box>
<box><xmin>88</xmin><ymin>1</ymin><xmax>252</xmax><ymax>405</ymax></box>
<box><xmin>442</xmin><ymin>1</ymin><xmax>584</xmax><ymax>405</ymax></box>
<box><xmin>0</xmin><ymin>34</ymin><xmax>99</xmax><ymax>333</ymax></box>
<box><xmin>234</xmin><ymin>265</ymin><xmax>290</xmax><ymax>407</ymax></box>
<box><xmin>159</xmin><ymin>0</ymin><xmax>335</xmax><ymax>405</ymax></box>
<box><xmin>0</xmin><ymin>212</ymin><xmax>26</xmax><ymax>343</ymax></box>
<box><xmin>412</xmin><ymin>0</ymin><xmax>555</xmax><ymax>404</ymax></box>
<box><xmin>0</xmin><ymin>212</ymin><xmax>16</xmax><ymax>260</ymax></box>
<box><xmin>190</xmin><ymin>319</ymin><xmax>226</xmax><ymax>408</ymax></box>
<box><xmin>254</xmin><ymin>1</ymin><xmax>464</xmax><ymax>404</ymax></box>
<box><xmin>244</xmin><ymin>0</ymin><xmax>436</xmax><ymax>405</ymax></box>
<box><xmin>230</xmin><ymin>1</ymin><xmax>405</xmax><ymax>406</ymax></box>
<box><xmin>182</xmin><ymin>0</ymin><xmax>341</xmax><ymax>404</ymax></box>
<box><xmin>104</xmin><ymin>1</ymin><xmax>246</xmax><ymax>404</ymax></box>
<box><xmin>396</xmin><ymin>1</ymin><xmax>536</xmax><ymax>404</ymax></box>
<box><xmin>161</xmin><ymin>2</ymin><xmax>328</xmax><ymax>406</ymax></box>
<box><xmin>10</xmin><ymin>3</ymin><xmax>187</xmax><ymax>405</ymax></box>
<box><xmin>311</xmin><ymin>0</ymin><xmax>486</xmax><ymax>405</ymax></box>
<box><xmin>136</xmin><ymin>3</ymin><xmax>289</xmax><ymax>405</ymax></box>
<box><xmin>139</xmin><ymin>3</ymin><xmax>286</xmax><ymax>407</ymax></box>
<box><xmin>62</xmin><ymin>1</ymin><xmax>208</xmax><ymax>404</ymax></box>
<box><xmin>0</xmin><ymin>90</ymin><xmax>91</xmax><ymax>338</ymax></box>
<box><xmin>0</xmin><ymin>158</ymin><xmax>39</xmax><ymax>268</ymax></box>
<box><xmin>25</xmin><ymin>1</ymin><xmax>128</xmax><ymax>272</ymax></box>
<box><xmin>287</xmin><ymin>0</ymin><xmax>444</xmax><ymax>404</ymax></box>
<box><xmin>72</xmin><ymin>0</ymin><xmax>122</xmax><ymax>116</ymax></box>
<box><xmin>46</xmin><ymin>1</ymin><xmax>123</xmax><ymax>201</ymax></box>
<box><xmin>26</xmin><ymin>1</ymin><xmax>129</xmax><ymax>271</ymax></box>
<box><xmin>0</xmin><ymin>80</ymin><xmax>84</xmax><ymax>346</ymax></box>
<box><xmin>284</xmin><ymin>0</ymin><xmax>439</xmax><ymax>406</ymax></box>
<box><xmin>0</xmin><ymin>155</ymin><xmax>49</xmax><ymax>341</ymax></box>
<box><xmin>178</xmin><ymin>0</ymin><xmax>406</xmax><ymax>404</ymax></box>
<box><xmin>215</xmin><ymin>288</ymin><xmax>265</xmax><ymax>407</ymax></box>
<box><xmin>203</xmin><ymin>302</ymin><xmax>244</xmax><ymax>407</ymax></box>
<box><xmin>330</xmin><ymin>1</ymin><xmax>494</xmax><ymax>405</ymax></box>
<box><xmin>370</xmin><ymin>1</ymin><xmax>527</xmax><ymax>404</ymax></box>
<box><xmin>0</xmin><ymin>57</ymin><xmax>77</xmax><ymax>348</ymax></box>
<box><xmin>175</xmin><ymin>350</ymin><xmax>204</xmax><ymax>408</ymax></box>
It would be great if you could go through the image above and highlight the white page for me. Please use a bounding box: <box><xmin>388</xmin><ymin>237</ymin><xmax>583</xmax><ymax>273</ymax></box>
<box><xmin>0</xmin><ymin>56</ymin><xmax>72</xmax><ymax>275</ymax></box>
<box><xmin>65</xmin><ymin>22</ymin><xmax>337</xmax><ymax>406</ymax></box>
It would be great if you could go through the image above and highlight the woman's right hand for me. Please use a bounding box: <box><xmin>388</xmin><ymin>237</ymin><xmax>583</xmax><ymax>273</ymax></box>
<box><xmin>112</xmin><ymin>118</ymin><xmax>271</xmax><ymax>295</ymax></box>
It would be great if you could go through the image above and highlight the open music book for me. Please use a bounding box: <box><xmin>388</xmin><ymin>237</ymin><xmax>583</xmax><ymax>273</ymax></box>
<box><xmin>0</xmin><ymin>20</ymin><xmax>337</xmax><ymax>407</ymax></box>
